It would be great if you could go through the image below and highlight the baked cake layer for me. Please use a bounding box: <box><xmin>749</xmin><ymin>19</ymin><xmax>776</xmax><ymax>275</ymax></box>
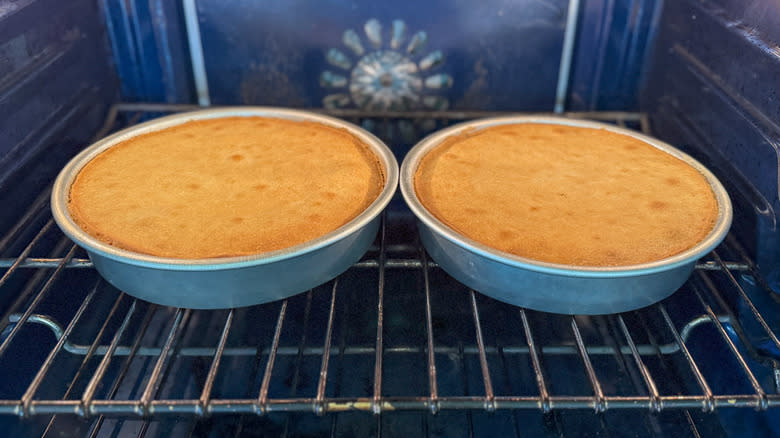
<box><xmin>69</xmin><ymin>116</ymin><xmax>385</xmax><ymax>259</ymax></box>
<box><xmin>414</xmin><ymin>123</ymin><xmax>718</xmax><ymax>267</ymax></box>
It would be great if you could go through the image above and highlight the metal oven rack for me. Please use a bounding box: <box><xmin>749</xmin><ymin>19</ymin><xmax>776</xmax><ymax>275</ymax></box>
<box><xmin>0</xmin><ymin>105</ymin><xmax>779</xmax><ymax>436</ymax></box>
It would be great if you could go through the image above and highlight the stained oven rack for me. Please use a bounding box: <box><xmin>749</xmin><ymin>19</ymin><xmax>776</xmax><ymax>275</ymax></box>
<box><xmin>0</xmin><ymin>105</ymin><xmax>778</xmax><ymax>436</ymax></box>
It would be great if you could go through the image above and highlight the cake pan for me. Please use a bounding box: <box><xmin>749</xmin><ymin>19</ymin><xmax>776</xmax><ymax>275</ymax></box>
<box><xmin>52</xmin><ymin>107</ymin><xmax>398</xmax><ymax>309</ymax></box>
<box><xmin>400</xmin><ymin>116</ymin><xmax>732</xmax><ymax>315</ymax></box>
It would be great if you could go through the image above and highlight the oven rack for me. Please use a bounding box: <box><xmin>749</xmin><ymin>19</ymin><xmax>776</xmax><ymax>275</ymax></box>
<box><xmin>0</xmin><ymin>105</ymin><xmax>778</xmax><ymax>425</ymax></box>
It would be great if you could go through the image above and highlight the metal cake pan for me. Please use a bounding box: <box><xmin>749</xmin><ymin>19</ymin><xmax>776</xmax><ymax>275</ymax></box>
<box><xmin>400</xmin><ymin>116</ymin><xmax>733</xmax><ymax>315</ymax></box>
<box><xmin>51</xmin><ymin>107</ymin><xmax>399</xmax><ymax>309</ymax></box>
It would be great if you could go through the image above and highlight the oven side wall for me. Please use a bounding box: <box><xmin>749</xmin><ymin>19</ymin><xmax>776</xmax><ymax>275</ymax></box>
<box><xmin>642</xmin><ymin>2</ymin><xmax>780</xmax><ymax>434</ymax></box>
<box><xmin>0</xmin><ymin>0</ymin><xmax>119</xmax><ymax>233</ymax></box>
<box><xmin>641</xmin><ymin>0</ymin><xmax>780</xmax><ymax>273</ymax></box>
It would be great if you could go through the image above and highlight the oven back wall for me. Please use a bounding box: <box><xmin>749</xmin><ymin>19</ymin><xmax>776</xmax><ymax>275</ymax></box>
<box><xmin>104</xmin><ymin>0</ymin><xmax>659</xmax><ymax>111</ymax></box>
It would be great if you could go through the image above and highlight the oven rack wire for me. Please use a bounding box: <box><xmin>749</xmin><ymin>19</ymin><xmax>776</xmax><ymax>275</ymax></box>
<box><xmin>0</xmin><ymin>105</ymin><xmax>778</xmax><ymax>427</ymax></box>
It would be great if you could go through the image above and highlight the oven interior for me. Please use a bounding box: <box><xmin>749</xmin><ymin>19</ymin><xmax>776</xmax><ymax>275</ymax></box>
<box><xmin>1</xmin><ymin>0</ymin><xmax>779</xmax><ymax>436</ymax></box>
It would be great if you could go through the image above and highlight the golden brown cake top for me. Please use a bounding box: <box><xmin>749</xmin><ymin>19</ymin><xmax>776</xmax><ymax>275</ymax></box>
<box><xmin>414</xmin><ymin>123</ymin><xmax>719</xmax><ymax>267</ymax></box>
<box><xmin>68</xmin><ymin>116</ymin><xmax>385</xmax><ymax>259</ymax></box>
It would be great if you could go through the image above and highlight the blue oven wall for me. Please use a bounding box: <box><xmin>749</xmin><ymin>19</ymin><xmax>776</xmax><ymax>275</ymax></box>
<box><xmin>642</xmin><ymin>1</ymin><xmax>780</xmax><ymax>435</ymax></box>
<box><xmin>0</xmin><ymin>1</ymin><xmax>118</xmax><ymax>435</ymax></box>
<box><xmin>101</xmin><ymin>0</ymin><xmax>193</xmax><ymax>103</ymax></box>
<box><xmin>195</xmin><ymin>0</ymin><xmax>567</xmax><ymax>110</ymax></box>
<box><xmin>569</xmin><ymin>0</ymin><xmax>661</xmax><ymax>110</ymax></box>
<box><xmin>0</xmin><ymin>0</ymin><xmax>119</xmax><ymax>230</ymax></box>
<box><xmin>103</xmin><ymin>0</ymin><xmax>659</xmax><ymax>111</ymax></box>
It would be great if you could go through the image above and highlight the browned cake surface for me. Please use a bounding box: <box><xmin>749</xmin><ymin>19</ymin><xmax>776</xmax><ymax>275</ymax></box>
<box><xmin>414</xmin><ymin>123</ymin><xmax>719</xmax><ymax>266</ymax></box>
<box><xmin>69</xmin><ymin>116</ymin><xmax>385</xmax><ymax>259</ymax></box>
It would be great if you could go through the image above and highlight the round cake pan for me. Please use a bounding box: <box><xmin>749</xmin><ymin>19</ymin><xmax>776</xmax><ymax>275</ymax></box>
<box><xmin>51</xmin><ymin>107</ymin><xmax>399</xmax><ymax>309</ymax></box>
<box><xmin>400</xmin><ymin>116</ymin><xmax>732</xmax><ymax>315</ymax></box>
